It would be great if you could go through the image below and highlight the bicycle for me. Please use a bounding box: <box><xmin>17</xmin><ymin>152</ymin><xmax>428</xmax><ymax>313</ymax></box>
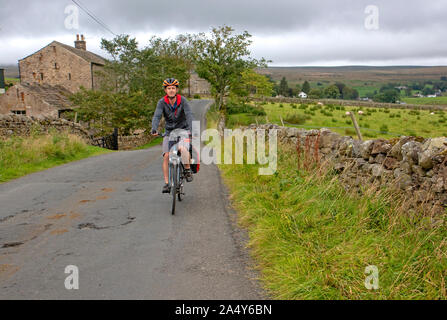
<box><xmin>162</xmin><ymin>131</ymin><xmax>192</xmax><ymax>215</ymax></box>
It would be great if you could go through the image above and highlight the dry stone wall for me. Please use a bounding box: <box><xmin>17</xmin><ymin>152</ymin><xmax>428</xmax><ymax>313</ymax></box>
<box><xmin>235</xmin><ymin>123</ymin><xmax>447</xmax><ymax>215</ymax></box>
<box><xmin>0</xmin><ymin>114</ymin><xmax>90</xmax><ymax>140</ymax></box>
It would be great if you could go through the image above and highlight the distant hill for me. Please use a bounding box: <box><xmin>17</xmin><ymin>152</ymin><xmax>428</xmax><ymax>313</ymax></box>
<box><xmin>1</xmin><ymin>64</ymin><xmax>19</xmax><ymax>78</ymax></box>
<box><xmin>257</xmin><ymin>66</ymin><xmax>447</xmax><ymax>84</ymax></box>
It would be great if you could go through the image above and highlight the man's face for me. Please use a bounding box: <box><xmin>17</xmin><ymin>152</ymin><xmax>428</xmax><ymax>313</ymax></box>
<box><xmin>165</xmin><ymin>85</ymin><xmax>178</xmax><ymax>98</ymax></box>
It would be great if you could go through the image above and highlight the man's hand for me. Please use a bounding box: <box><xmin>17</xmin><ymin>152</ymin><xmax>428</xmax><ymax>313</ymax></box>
<box><xmin>151</xmin><ymin>129</ymin><xmax>159</xmax><ymax>136</ymax></box>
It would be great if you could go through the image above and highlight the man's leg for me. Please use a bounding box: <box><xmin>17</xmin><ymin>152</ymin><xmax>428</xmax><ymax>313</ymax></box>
<box><xmin>163</xmin><ymin>152</ymin><xmax>169</xmax><ymax>184</ymax></box>
<box><xmin>162</xmin><ymin>137</ymin><xmax>170</xmax><ymax>193</ymax></box>
<box><xmin>179</xmin><ymin>146</ymin><xmax>191</xmax><ymax>169</ymax></box>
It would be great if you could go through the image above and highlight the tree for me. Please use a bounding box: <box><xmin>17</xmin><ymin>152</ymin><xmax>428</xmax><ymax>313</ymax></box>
<box><xmin>230</xmin><ymin>69</ymin><xmax>273</xmax><ymax>104</ymax></box>
<box><xmin>71</xmin><ymin>34</ymin><xmax>193</xmax><ymax>135</ymax></box>
<box><xmin>302</xmin><ymin>81</ymin><xmax>311</xmax><ymax>94</ymax></box>
<box><xmin>324</xmin><ymin>84</ymin><xmax>340</xmax><ymax>99</ymax></box>
<box><xmin>193</xmin><ymin>26</ymin><xmax>268</xmax><ymax>110</ymax></box>
<box><xmin>341</xmin><ymin>86</ymin><xmax>359</xmax><ymax>100</ymax></box>
<box><xmin>308</xmin><ymin>88</ymin><xmax>323</xmax><ymax>99</ymax></box>
<box><xmin>278</xmin><ymin>77</ymin><xmax>289</xmax><ymax>96</ymax></box>
<box><xmin>335</xmin><ymin>82</ymin><xmax>346</xmax><ymax>98</ymax></box>
<box><xmin>422</xmin><ymin>86</ymin><xmax>435</xmax><ymax>96</ymax></box>
<box><xmin>373</xmin><ymin>89</ymin><xmax>400</xmax><ymax>103</ymax></box>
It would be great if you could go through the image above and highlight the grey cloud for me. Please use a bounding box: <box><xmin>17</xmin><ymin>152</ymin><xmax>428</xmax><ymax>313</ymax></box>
<box><xmin>1</xmin><ymin>0</ymin><xmax>446</xmax><ymax>66</ymax></box>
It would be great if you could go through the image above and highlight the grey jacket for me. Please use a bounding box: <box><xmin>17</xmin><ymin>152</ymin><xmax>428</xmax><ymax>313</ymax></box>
<box><xmin>151</xmin><ymin>95</ymin><xmax>193</xmax><ymax>135</ymax></box>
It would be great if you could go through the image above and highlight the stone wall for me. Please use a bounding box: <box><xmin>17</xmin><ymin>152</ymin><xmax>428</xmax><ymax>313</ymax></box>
<box><xmin>0</xmin><ymin>114</ymin><xmax>90</xmax><ymax>141</ymax></box>
<box><xmin>236</xmin><ymin>123</ymin><xmax>447</xmax><ymax>215</ymax></box>
<box><xmin>0</xmin><ymin>114</ymin><xmax>161</xmax><ymax>151</ymax></box>
<box><xmin>118</xmin><ymin>133</ymin><xmax>157</xmax><ymax>150</ymax></box>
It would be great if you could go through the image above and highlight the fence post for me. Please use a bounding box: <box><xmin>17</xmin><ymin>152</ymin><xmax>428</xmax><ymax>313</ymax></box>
<box><xmin>112</xmin><ymin>128</ymin><xmax>119</xmax><ymax>150</ymax></box>
<box><xmin>349</xmin><ymin>112</ymin><xmax>363</xmax><ymax>141</ymax></box>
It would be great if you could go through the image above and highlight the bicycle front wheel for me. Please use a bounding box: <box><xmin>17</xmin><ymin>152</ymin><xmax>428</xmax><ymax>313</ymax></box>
<box><xmin>171</xmin><ymin>163</ymin><xmax>177</xmax><ymax>215</ymax></box>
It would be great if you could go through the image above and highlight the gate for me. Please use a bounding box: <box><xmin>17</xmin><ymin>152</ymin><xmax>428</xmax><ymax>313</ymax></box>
<box><xmin>90</xmin><ymin>128</ymin><xmax>119</xmax><ymax>150</ymax></box>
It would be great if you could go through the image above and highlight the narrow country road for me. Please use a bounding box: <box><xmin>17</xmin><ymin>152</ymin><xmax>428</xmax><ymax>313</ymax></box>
<box><xmin>0</xmin><ymin>99</ymin><xmax>266</xmax><ymax>299</ymax></box>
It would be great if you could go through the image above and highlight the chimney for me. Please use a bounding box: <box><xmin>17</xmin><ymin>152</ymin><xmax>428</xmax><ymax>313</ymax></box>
<box><xmin>0</xmin><ymin>69</ymin><xmax>5</xmax><ymax>94</ymax></box>
<box><xmin>74</xmin><ymin>34</ymin><xmax>86</xmax><ymax>51</ymax></box>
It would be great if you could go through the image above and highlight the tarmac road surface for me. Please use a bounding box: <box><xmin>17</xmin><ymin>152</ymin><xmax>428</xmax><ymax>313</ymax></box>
<box><xmin>0</xmin><ymin>99</ymin><xmax>266</xmax><ymax>299</ymax></box>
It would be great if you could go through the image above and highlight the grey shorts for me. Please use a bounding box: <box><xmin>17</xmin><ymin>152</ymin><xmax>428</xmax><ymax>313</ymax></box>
<box><xmin>162</xmin><ymin>135</ymin><xmax>190</xmax><ymax>156</ymax></box>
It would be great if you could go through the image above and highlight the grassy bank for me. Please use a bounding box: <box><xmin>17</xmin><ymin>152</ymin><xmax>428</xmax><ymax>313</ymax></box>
<box><xmin>218</xmin><ymin>142</ymin><xmax>446</xmax><ymax>299</ymax></box>
<box><xmin>207</xmin><ymin>106</ymin><xmax>447</xmax><ymax>299</ymax></box>
<box><xmin>0</xmin><ymin>131</ymin><xmax>112</xmax><ymax>183</ymax></box>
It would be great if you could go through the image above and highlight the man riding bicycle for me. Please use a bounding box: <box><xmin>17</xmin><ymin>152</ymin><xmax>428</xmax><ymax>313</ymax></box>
<box><xmin>151</xmin><ymin>78</ymin><xmax>194</xmax><ymax>193</ymax></box>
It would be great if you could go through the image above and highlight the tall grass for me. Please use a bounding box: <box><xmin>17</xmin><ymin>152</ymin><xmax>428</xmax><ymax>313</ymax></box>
<box><xmin>219</xmin><ymin>142</ymin><xmax>447</xmax><ymax>299</ymax></box>
<box><xmin>0</xmin><ymin>130</ymin><xmax>111</xmax><ymax>182</ymax></box>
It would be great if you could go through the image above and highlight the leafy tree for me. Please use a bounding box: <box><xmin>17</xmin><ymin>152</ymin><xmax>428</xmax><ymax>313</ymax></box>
<box><xmin>373</xmin><ymin>89</ymin><xmax>400</xmax><ymax>103</ymax></box>
<box><xmin>324</xmin><ymin>84</ymin><xmax>340</xmax><ymax>99</ymax></box>
<box><xmin>230</xmin><ymin>69</ymin><xmax>273</xmax><ymax>104</ymax></box>
<box><xmin>422</xmin><ymin>86</ymin><xmax>435</xmax><ymax>96</ymax></box>
<box><xmin>341</xmin><ymin>86</ymin><xmax>359</xmax><ymax>100</ymax></box>
<box><xmin>71</xmin><ymin>34</ymin><xmax>192</xmax><ymax>135</ymax></box>
<box><xmin>302</xmin><ymin>81</ymin><xmax>311</xmax><ymax>94</ymax></box>
<box><xmin>335</xmin><ymin>82</ymin><xmax>346</xmax><ymax>97</ymax></box>
<box><xmin>278</xmin><ymin>77</ymin><xmax>289</xmax><ymax>96</ymax></box>
<box><xmin>308</xmin><ymin>88</ymin><xmax>323</xmax><ymax>99</ymax></box>
<box><xmin>193</xmin><ymin>25</ymin><xmax>268</xmax><ymax>110</ymax></box>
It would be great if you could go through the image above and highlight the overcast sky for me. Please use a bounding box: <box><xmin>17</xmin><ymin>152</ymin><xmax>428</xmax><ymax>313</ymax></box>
<box><xmin>1</xmin><ymin>0</ymin><xmax>447</xmax><ymax>67</ymax></box>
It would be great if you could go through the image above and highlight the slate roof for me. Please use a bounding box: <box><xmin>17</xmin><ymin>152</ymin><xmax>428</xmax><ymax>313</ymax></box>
<box><xmin>21</xmin><ymin>83</ymin><xmax>74</xmax><ymax>110</ymax></box>
<box><xmin>19</xmin><ymin>40</ymin><xmax>106</xmax><ymax>66</ymax></box>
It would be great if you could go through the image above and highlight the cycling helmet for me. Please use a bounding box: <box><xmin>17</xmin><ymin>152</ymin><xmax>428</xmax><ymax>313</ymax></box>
<box><xmin>163</xmin><ymin>78</ymin><xmax>179</xmax><ymax>87</ymax></box>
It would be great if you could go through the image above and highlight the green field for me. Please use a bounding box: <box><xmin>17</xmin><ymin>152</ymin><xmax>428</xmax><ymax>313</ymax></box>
<box><xmin>226</xmin><ymin>102</ymin><xmax>447</xmax><ymax>139</ymax></box>
<box><xmin>402</xmin><ymin>96</ymin><xmax>447</xmax><ymax>105</ymax></box>
<box><xmin>5</xmin><ymin>77</ymin><xmax>19</xmax><ymax>84</ymax></box>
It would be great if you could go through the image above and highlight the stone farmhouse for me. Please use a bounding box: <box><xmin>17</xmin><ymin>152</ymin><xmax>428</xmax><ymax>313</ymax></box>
<box><xmin>0</xmin><ymin>35</ymin><xmax>106</xmax><ymax>118</ymax></box>
<box><xmin>182</xmin><ymin>71</ymin><xmax>211</xmax><ymax>96</ymax></box>
<box><xmin>0</xmin><ymin>34</ymin><xmax>211</xmax><ymax>118</ymax></box>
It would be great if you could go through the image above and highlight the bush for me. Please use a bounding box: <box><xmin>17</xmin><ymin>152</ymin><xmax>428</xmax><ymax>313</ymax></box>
<box><xmin>380</xmin><ymin>124</ymin><xmax>389</xmax><ymax>133</ymax></box>
<box><xmin>285</xmin><ymin>113</ymin><xmax>311</xmax><ymax>125</ymax></box>
<box><xmin>226</xmin><ymin>104</ymin><xmax>266</xmax><ymax>116</ymax></box>
<box><xmin>193</xmin><ymin>94</ymin><xmax>201</xmax><ymax>99</ymax></box>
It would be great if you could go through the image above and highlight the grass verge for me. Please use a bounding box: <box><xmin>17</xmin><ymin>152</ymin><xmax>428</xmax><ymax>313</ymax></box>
<box><xmin>0</xmin><ymin>131</ymin><xmax>112</xmax><ymax>183</ymax></box>
<box><xmin>217</xmin><ymin>138</ymin><xmax>446</xmax><ymax>299</ymax></box>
